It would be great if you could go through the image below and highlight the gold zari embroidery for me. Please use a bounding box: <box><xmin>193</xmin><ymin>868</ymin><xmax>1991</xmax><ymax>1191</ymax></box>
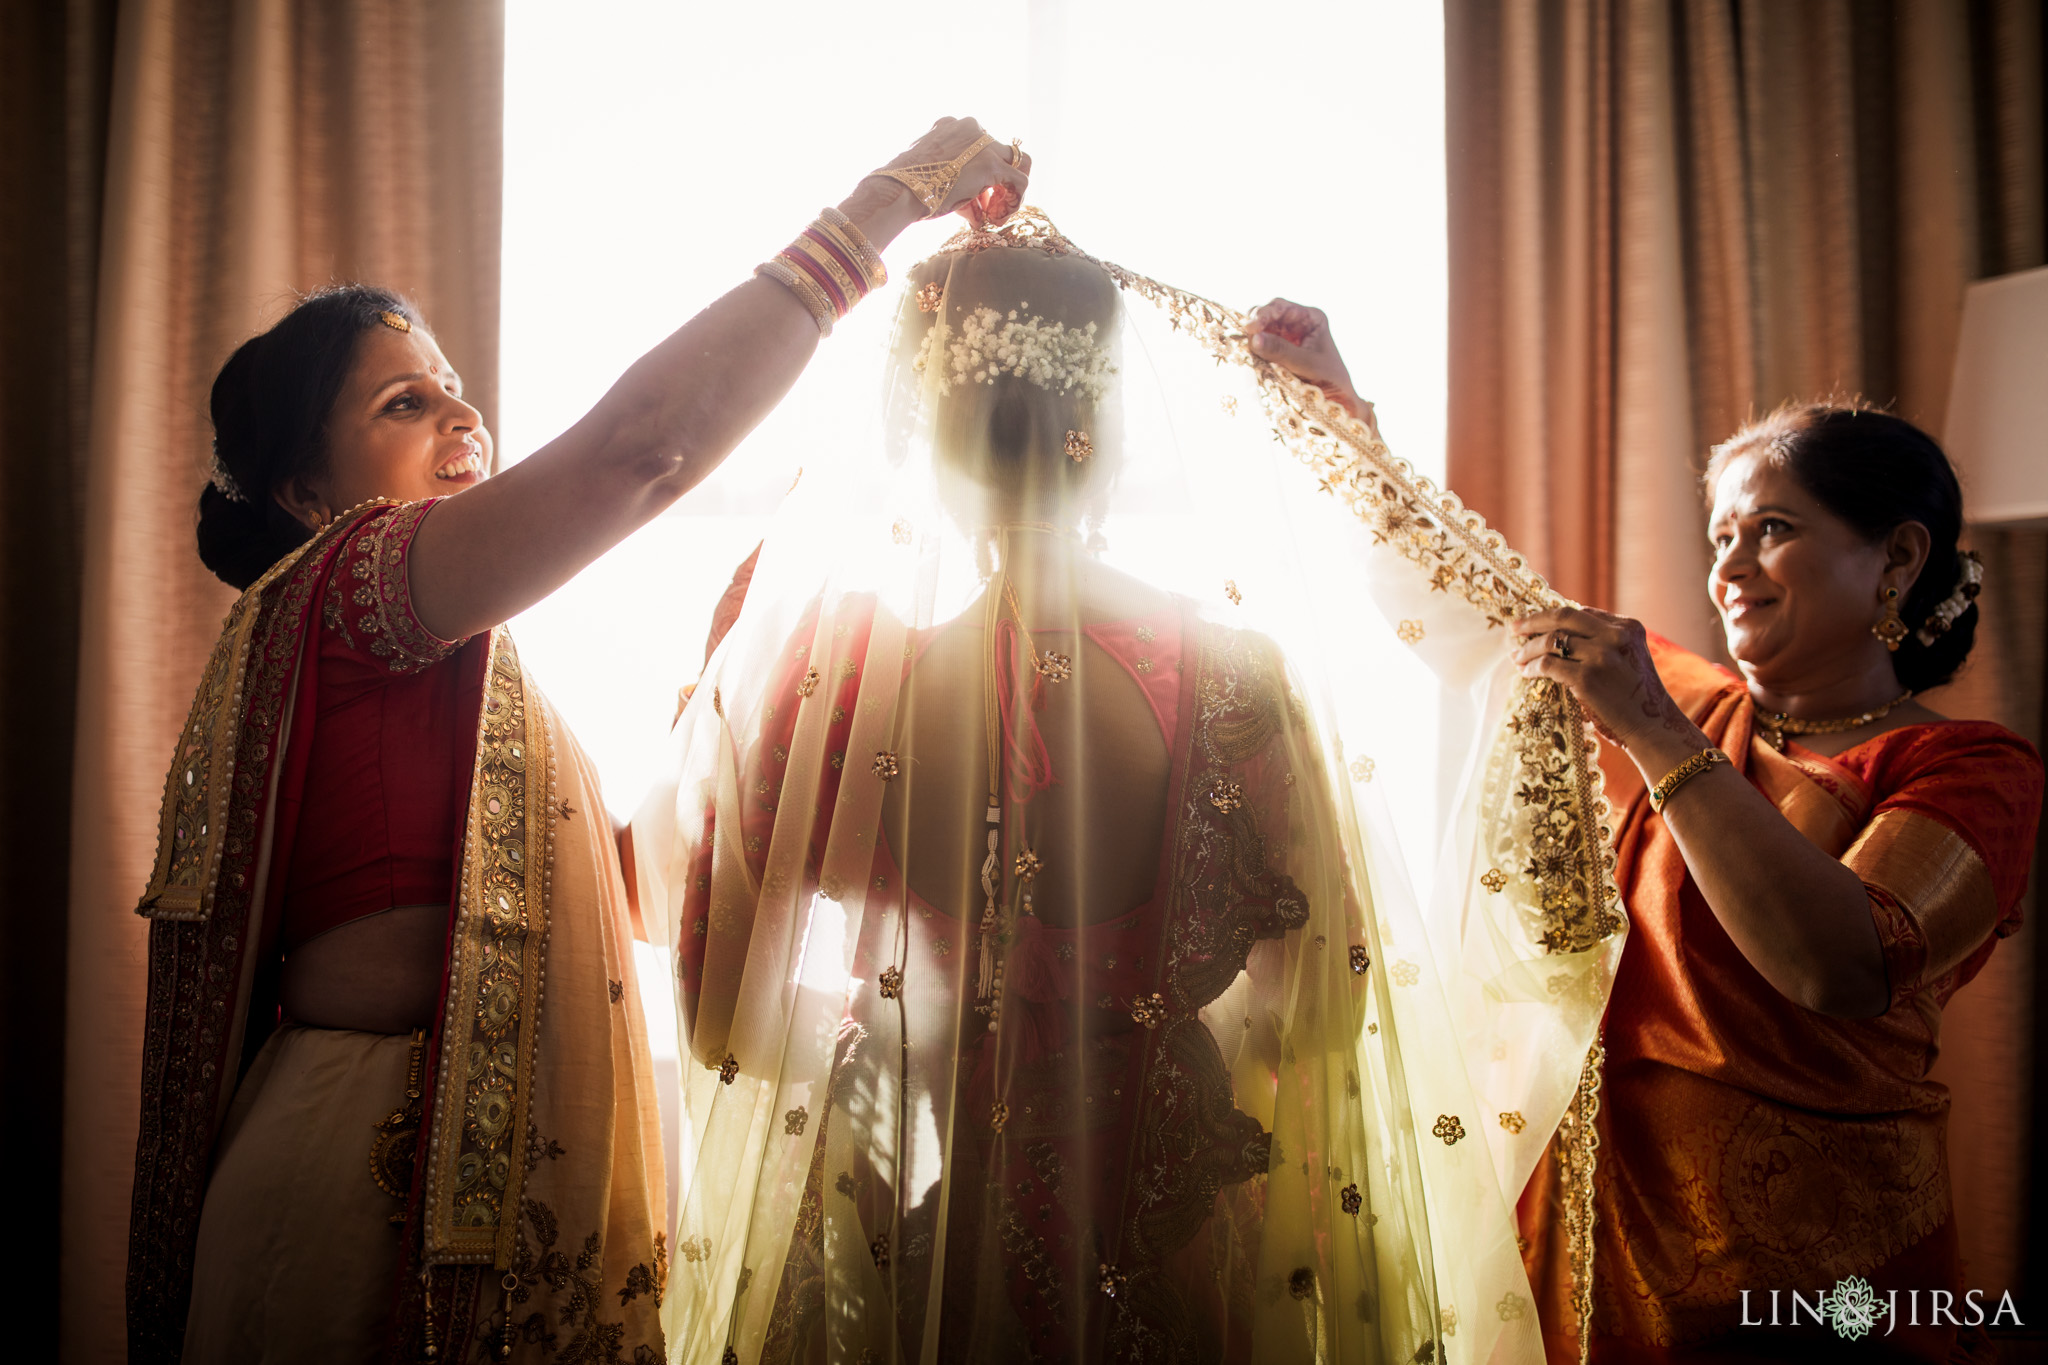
<box><xmin>423</xmin><ymin>631</ymin><xmax>553</xmax><ymax>1268</ymax></box>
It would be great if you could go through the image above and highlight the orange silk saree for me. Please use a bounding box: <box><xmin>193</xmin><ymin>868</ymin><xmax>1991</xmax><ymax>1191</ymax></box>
<box><xmin>1519</xmin><ymin>636</ymin><xmax>2042</xmax><ymax>1362</ymax></box>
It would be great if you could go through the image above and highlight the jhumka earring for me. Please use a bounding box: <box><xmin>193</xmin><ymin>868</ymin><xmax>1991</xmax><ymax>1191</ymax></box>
<box><xmin>1872</xmin><ymin>585</ymin><xmax>1907</xmax><ymax>651</ymax></box>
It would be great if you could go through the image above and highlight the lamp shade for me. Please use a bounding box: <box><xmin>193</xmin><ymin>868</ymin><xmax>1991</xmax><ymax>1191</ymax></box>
<box><xmin>1945</xmin><ymin>265</ymin><xmax>2048</xmax><ymax>526</ymax></box>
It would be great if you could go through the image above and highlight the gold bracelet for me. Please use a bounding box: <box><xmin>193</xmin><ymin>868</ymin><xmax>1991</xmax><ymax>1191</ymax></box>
<box><xmin>817</xmin><ymin>206</ymin><xmax>887</xmax><ymax>289</ymax></box>
<box><xmin>1647</xmin><ymin>747</ymin><xmax>1727</xmax><ymax>814</ymax></box>
<box><xmin>756</xmin><ymin>258</ymin><xmax>836</xmax><ymax>335</ymax></box>
<box><xmin>869</xmin><ymin>131</ymin><xmax>995</xmax><ymax>217</ymax></box>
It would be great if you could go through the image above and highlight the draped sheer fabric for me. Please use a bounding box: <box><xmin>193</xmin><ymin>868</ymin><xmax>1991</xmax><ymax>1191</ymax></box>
<box><xmin>632</xmin><ymin>211</ymin><xmax>1628</xmax><ymax>1365</ymax></box>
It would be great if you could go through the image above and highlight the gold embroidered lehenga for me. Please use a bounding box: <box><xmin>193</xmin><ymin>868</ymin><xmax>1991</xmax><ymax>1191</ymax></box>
<box><xmin>632</xmin><ymin>212</ymin><xmax>1630</xmax><ymax>1364</ymax></box>
<box><xmin>129</xmin><ymin>501</ymin><xmax>667</xmax><ymax>1362</ymax></box>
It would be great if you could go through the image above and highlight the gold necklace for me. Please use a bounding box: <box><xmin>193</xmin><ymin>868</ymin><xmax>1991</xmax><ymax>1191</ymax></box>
<box><xmin>1756</xmin><ymin>690</ymin><xmax>1913</xmax><ymax>752</ymax></box>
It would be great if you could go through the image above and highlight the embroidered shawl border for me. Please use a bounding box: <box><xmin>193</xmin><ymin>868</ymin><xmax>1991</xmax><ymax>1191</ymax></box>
<box><xmin>424</xmin><ymin>629</ymin><xmax>555</xmax><ymax>1267</ymax></box>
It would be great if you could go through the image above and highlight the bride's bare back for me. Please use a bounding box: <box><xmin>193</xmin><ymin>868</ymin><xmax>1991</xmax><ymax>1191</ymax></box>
<box><xmin>881</xmin><ymin>548</ymin><xmax>1173</xmax><ymax>929</ymax></box>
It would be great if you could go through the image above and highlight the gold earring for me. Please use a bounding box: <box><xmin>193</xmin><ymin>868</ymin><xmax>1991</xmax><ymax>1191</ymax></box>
<box><xmin>1065</xmin><ymin>430</ymin><xmax>1093</xmax><ymax>463</ymax></box>
<box><xmin>1872</xmin><ymin>585</ymin><xmax>1907</xmax><ymax>651</ymax></box>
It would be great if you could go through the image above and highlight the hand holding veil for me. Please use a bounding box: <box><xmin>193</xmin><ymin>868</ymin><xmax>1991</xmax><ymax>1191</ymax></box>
<box><xmin>633</xmin><ymin>210</ymin><xmax>1626</xmax><ymax>1365</ymax></box>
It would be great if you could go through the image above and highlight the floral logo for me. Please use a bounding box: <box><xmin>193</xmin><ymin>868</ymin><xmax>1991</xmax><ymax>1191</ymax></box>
<box><xmin>1821</xmin><ymin>1275</ymin><xmax>1881</xmax><ymax>1341</ymax></box>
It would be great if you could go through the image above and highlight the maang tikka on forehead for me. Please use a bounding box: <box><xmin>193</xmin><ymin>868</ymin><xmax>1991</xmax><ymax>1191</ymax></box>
<box><xmin>377</xmin><ymin>310</ymin><xmax>410</xmax><ymax>333</ymax></box>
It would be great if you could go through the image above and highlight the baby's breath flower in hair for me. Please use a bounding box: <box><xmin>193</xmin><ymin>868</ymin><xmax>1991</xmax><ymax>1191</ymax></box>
<box><xmin>912</xmin><ymin>307</ymin><xmax>1116</xmax><ymax>402</ymax></box>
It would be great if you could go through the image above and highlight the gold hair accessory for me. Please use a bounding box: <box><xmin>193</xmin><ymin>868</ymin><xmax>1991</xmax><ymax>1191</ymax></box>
<box><xmin>378</xmin><ymin>310</ymin><xmax>411</xmax><ymax>333</ymax></box>
<box><xmin>870</xmin><ymin>131</ymin><xmax>995</xmax><ymax>217</ymax></box>
<box><xmin>1872</xmin><ymin>585</ymin><xmax>1907</xmax><ymax>651</ymax></box>
<box><xmin>1755</xmin><ymin>691</ymin><xmax>1913</xmax><ymax>753</ymax></box>
<box><xmin>1065</xmin><ymin>430</ymin><xmax>1093</xmax><ymax>462</ymax></box>
<box><xmin>916</xmin><ymin>281</ymin><xmax>944</xmax><ymax>313</ymax></box>
<box><xmin>1647</xmin><ymin>747</ymin><xmax>1727</xmax><ymax>813</ymax></box>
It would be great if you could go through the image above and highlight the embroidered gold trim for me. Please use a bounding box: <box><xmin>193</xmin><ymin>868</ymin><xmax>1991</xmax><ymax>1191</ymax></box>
<box><xmin>138</xmin><ymin>501</ymin><xmax>398</xmax><ymax>921</ymax></box>
<box><xmin>423</xmin><ymin>630</ymin><xmax>553</xmax><ymax>1267</ymax></box>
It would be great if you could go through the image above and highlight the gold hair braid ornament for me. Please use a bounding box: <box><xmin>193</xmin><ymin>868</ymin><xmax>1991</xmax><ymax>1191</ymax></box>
<box><xmin>926</xmin><ymin>207</ymin><xmax>1627</xmax><ymax>1363</ymax></box>
<box><xmin>871</xmin><ymin>132</ymin><xmax>995</xmax><ymax>217</ymax></box>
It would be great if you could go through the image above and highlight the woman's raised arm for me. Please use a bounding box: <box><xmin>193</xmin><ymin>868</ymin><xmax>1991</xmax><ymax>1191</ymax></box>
<box><xmin>407</xmin><ymin>118</ymin><xmax>1027</xmax><ymax>641</ymax></box>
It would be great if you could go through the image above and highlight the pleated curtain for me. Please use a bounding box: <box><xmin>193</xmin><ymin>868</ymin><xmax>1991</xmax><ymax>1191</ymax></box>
<box><xmin>0</xmin><ymin>3</ymin><xmax>503</xmax><ymax>1358</ymax></box>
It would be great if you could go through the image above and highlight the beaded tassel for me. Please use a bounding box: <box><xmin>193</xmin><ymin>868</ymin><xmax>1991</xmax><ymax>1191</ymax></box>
<box><xmin>975</xmin><ymin>815</ymin><xmax>1000</xmax><ymax>1001</ymax></box>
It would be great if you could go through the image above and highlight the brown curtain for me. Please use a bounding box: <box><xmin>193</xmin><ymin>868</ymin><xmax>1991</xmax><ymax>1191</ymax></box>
<box><xmin>0</xmin><ymin>3</ymin><xmax>504</xmax><ymax>1359</ymax></box>
<box><xmin>1446</xmin><ymin>0</ymin><xmax>2046</xmax><ymax>1312</ymax></box>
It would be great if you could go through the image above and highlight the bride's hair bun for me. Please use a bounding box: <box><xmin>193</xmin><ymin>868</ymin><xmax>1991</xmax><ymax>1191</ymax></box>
<box><xmin>893</xmin><ymin>246</ymin><xmax>1124</xmax><ymax>533</ymax></box>
<box><xmin>197</xmin><ymin>284</ymin><xmax>423</xmax><ymax>589</ymax></box>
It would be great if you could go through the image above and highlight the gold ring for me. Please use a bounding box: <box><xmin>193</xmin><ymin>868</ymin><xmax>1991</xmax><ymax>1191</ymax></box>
<box><xmin>1009</xmin><ymin>137</ymin><xmax>1024</xmax><ymax>168</ymax></box>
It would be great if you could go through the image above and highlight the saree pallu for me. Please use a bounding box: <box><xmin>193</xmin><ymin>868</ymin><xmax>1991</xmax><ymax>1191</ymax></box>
<box><xmin>1519</xmin><ymin>637</ymin><xmax>2044</xmax><ymax>1362</ymax></box>
<box><xmin>128</xmin><ymin>500</ymin><xmax>666</xmax><ymax>1363</ymax></box>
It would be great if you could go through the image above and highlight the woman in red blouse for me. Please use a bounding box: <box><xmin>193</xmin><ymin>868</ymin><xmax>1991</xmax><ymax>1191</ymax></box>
<box><xmin>1254</xmin><ymin>310</ymin><xmax>2043</xmax><ymax>1362</ymax></box>
<box><xmin>128</xmin><ymin>120</ymin><xmax>1028</xmax><ymax>1364</ymax></box>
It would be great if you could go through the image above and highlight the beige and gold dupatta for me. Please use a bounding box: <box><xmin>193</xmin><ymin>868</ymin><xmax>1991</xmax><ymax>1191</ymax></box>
<box><xmin>130</xmin><ymin>502</ymin><xmax>665</xmax><ymax>1362</ymax></box>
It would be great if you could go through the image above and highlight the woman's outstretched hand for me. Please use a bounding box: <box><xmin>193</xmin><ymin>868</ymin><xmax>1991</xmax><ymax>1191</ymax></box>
<box><xmin>1510</xmin><ymin>606</ymin><xmax>1708</xmax><ymax>766</ymax></box>
<box><xmin>1245</xmin><ymin>299</ymin><xmax>1374</xmax><ymax>429</ymax></box>
<box><xmin>858</xmin><ymin>116</ymin><xmax>1031</xmax><ymax>230</ymax></box>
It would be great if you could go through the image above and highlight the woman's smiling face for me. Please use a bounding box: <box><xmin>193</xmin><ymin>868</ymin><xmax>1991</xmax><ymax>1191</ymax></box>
<box><xmin>298</xmin><ymin>323</ymin><xmax>492</xmax><ymax>516</ymax></box>
<box><xmin>1706</xmin><ymin>448</ymin><xmax>1902</xmax><ymax>688</ymax></box>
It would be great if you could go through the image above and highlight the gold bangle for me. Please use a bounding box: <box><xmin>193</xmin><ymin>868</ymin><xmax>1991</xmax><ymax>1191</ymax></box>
<box><xmin>1647</xmin><ymin>747</ymin><xmax>1727</xmax><ymax>814</ymax></box>
<box><xmin>816</xmin><ymin>206</ymin><xmax>887</xmax><ymax>290</ymax></box>
<box><xmin>785</xmin><ymin>234</ymin><xmax>865</xmax><ymax>313</ymax></box>
<box><xmin>756</xmin><ymin>258</ymin><xmax>835</xmax><ymax>336</ymax></box>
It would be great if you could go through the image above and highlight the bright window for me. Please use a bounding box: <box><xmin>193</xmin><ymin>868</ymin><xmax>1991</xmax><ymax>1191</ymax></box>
<box><xmin>502</xmin><ymin>0</ymin><xmax>1448</xmax><ymax>826</ymax></box>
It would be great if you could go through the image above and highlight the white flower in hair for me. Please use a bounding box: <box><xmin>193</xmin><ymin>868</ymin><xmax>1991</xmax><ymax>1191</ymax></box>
<box><xmin>913</xmin><ymin>307</ymin><xmax>1116</xmax><ymax>402</ymax></box>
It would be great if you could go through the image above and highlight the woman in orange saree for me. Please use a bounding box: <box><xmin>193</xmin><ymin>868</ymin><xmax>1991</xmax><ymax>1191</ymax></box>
<box><xmin>126</xmin><ymin>121</ymin><xmax>1029</xmax><ymax>1363</ymax></box>
<box><xmin>1503</xmin><ymin>405</ymin><xmax>2044</xmax><ymax>1362</ymax></box>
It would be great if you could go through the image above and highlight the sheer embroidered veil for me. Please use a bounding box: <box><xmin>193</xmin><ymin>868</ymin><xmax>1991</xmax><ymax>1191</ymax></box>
<box><xmin>632</xmin><ymin>210</ymin><xmax>1625</xmax><ymax>1365</ymax></box>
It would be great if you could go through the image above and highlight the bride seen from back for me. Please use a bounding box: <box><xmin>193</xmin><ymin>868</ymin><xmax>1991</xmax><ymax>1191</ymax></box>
<box><xmin>635</xmin><ymin>210</ymin><xmax>1622</xmax><ymax>1365</ymax></box>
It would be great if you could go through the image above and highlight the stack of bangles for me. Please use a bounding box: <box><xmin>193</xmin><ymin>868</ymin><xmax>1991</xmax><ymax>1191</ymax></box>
<box><xmin>756</xmin><ymin>206</ymin><xmax>888</xmax><ymax>336</ymax></box>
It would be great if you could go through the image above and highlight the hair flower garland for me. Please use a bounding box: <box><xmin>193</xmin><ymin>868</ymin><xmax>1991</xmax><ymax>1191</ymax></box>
<box><xmin>913</xmin><ymin>306</ymin><xmax>1116</xmax><ymax>401</ymax></box>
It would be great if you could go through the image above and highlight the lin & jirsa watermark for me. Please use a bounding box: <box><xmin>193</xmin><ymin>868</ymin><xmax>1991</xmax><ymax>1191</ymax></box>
<box><xmin>1741</xmin><ymin>1275</ymin><xmax>2023</xmax><ymax>1340</ymax></box>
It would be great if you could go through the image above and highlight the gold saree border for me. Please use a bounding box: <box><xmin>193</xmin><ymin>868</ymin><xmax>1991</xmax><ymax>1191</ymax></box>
<box><xmin>423</xmin><ymin>629</ymin><xmax>555</xmax><ymax>1267</ymax></box>
<box><xmin>134</xmin><ymin>507</ymin><xmax>391</xmax><ymax>921</ymax></box>
<box><xmin>1846</xmin><ymin>808</ymin><xmax>1999</xmax><ymax>987</ymax></box>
